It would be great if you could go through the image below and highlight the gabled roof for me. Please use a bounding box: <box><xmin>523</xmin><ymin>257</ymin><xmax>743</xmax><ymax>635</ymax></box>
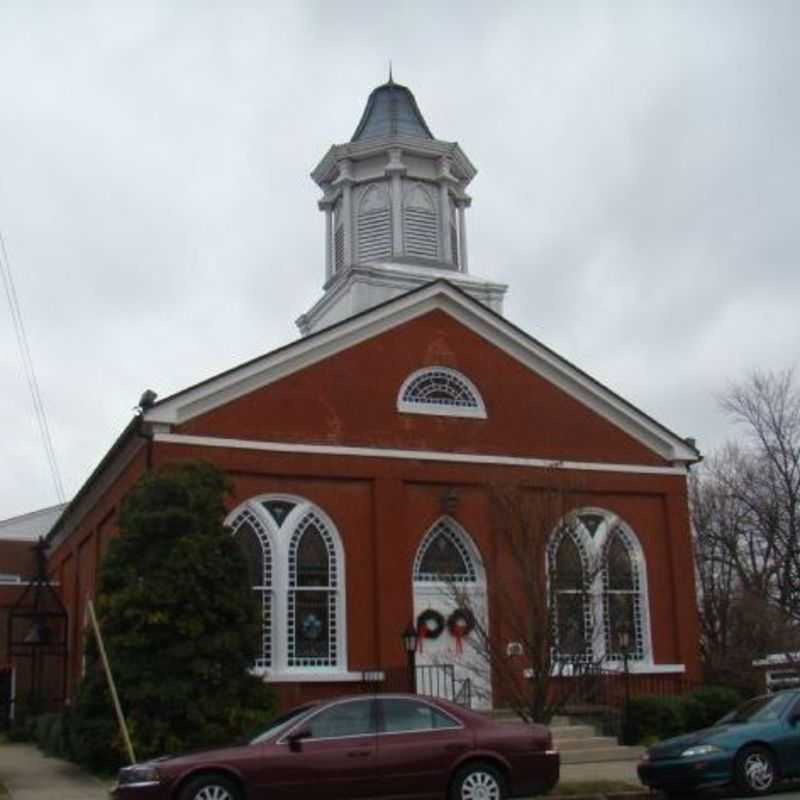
<box><xmin>0</xmin><ymin>503</ymin><xmax>67</xmax><ymax>541</ymax></box>
<box><xmin>145</xmin><ymin>280</ymin><xmax>701</xmax><ymax>465</ymax></box>
<box><xmin>351</xmin><ymin>79</ymin><xmax>433</xmax><ymax>142</ymax></box>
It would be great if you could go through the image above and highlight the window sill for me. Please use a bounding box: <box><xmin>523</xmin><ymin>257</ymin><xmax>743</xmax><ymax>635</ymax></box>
<box><xmin>527</xmin><ymin>663</ymin><xmax>686</xmax><ymax>678</ymax></box>
<box><xmin>253</xmin><ymin>669</ymin><xmax>385</xmax><ymax>684</ymax></box>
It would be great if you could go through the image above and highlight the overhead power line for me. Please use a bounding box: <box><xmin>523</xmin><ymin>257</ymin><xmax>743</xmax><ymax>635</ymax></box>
<box><xmin>0</xmin><ymin>230</ymin><xmax>66</xmax><ymax>503</ymax></box>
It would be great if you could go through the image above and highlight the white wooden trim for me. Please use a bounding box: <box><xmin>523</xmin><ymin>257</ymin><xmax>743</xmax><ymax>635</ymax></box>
<box><xmin>529</xmin><ymin>663</ymin><xmax>686</xmax><ymax>678</ymax></box>
<box><xmin>154</xmin><ymin>432</ymin><xmax>687</xmax><ymax>476</ymax></box>
<box><xmin>225</xmin><ymin>496</ymin><xmax>347</xmax><ymax>675</ymax></box>
<box><xmin>255</xmin><ymin>670</ymin><xmax>375</xmax><ymax>683</ymax></box>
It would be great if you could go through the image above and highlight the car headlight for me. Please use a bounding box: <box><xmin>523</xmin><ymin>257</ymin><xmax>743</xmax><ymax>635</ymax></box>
<box><xmin>681</xmin><ymin>744</ymin><xmax>723</xmax><ymax>758</ymax></box>
<box><xmin>117</xmin><ymin>764</ymin><xmax>161</xmax><ymax>786</ymax></box>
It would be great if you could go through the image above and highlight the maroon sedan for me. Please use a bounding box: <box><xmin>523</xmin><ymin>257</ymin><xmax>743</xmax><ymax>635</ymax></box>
<box><xmin>110</xmin><ymin>693</ymin><xmax>559</xmax><ymax>800</ymax></box>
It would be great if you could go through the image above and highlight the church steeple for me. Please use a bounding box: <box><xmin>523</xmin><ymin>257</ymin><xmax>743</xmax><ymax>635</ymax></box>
<box><xmin>297</xmin><ymin>78</ymin><xmax>507</xmax><ymax>336</ymax></box>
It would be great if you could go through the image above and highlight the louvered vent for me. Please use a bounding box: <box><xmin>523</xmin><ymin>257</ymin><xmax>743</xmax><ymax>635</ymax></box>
<box><xmin>334</xmin><ymin>225</ymin><xmax>344</xmax><ymax>271</ymax></box>
<box><xmin>404</xmin><ymin>184</ymin><xmax>438</xmax><ymax>260</ymax></box>
<box><xmin>357</xmin><ymin>184</ymin><xmax>391</xmax><ymax>262</ymax></box>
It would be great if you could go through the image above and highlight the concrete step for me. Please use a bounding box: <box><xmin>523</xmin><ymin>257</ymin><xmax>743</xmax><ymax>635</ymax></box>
<box><xmin>560</xmin><ymin>746</ymin><xmax>645</xmax><ymax>765</ymax></box>
<box><xmin>554</xmin><ymin>736</ymin><xmax>621</xmax><ymax>751</ymax></box>
<box><xmin>485</xmin><ymin>710</ymin><xmax>571</xmax><ymax>726</ymax></box>
<box><xmin>550</xmin><ymin>724</ymin><xmax>596</xmax><ymax>739</ymax></box>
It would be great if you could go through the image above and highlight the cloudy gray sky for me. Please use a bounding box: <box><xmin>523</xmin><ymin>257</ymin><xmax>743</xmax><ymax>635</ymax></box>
<box><xmin>1</xmin><ymin>1</ymin><xmax>798</xmax><ymax>519</ymax></box>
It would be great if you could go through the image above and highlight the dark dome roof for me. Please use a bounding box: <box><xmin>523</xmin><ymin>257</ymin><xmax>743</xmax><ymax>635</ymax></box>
<box><xmin>351</xmin><ymin>79</ymin><xmax>434</xmax><ymax>142</ymax></box>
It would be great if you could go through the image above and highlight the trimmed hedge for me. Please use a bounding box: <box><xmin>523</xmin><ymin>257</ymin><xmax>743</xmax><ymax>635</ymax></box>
<box><xmin>623</xmin><ymin>686</ymin><xmax>742</xmax><ymax>745</ymax></box>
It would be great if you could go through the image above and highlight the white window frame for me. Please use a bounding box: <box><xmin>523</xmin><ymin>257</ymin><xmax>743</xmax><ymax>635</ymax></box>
<box><xmin>413</xmin><ymin>515</ymin><xmax>482</xmax><ymax>584</ymax></box>
<box><xmin>226</xmin><ymin>495</ymin><xmax>349</xmax><ymax>680</ymax></box>
<box><xmin>397</xmin><ymin>366</ymin><xmax>487</xmax><ymax>419</ymax></box>
<box><xmin>546</xmin><ymin>508</ymin><xmax>653</xmax><ymax>668</ymax></box>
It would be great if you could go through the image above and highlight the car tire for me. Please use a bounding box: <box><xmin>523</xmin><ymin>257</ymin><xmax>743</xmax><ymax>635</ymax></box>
<box><xmin>178</xmin><ymin>773</ymin><xmax>241</xmax><ymax>800</ymax></box>
<box><xmin>449</xmin><ymin>761</ymin><xmax>506</xmax><ymax>800</ymax></box>
<box><xmin>735</xmin><ymin>745</ymin><xmax>778</xmax><ymax>796</ymax></box>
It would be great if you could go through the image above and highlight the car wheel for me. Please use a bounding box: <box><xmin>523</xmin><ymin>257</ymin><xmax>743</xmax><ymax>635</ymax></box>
<box><xmin>450</xmin><ymin>761</ymin><xmax>506</xmax><ymax>800</ymax></box>
<box><xmin>179</xmin><ymin>773</ymin><xmax>241</xmax><ymax>800</ymax></box>
<box><xmin>735</xmin><ymin>745</ymin><xmax>777</xmax><ymax>796</ymax></box>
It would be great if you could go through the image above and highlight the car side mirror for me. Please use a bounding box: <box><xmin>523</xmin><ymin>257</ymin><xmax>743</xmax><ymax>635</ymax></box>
<box><xmin>288</xmin><ymin>727</ymin><xmax>312</xmax><ymax>752</ymax></box>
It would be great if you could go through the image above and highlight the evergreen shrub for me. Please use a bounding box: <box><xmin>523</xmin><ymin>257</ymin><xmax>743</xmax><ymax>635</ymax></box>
<box><xmin>624</xmin><ymin>686</ymin><xmax>743</xmax><ymax>744</ymax></box>
<box><xmin>624</xmin><ymin>695</ymin><xmax>686</xmax><ymax>744</ymax></box>
<box><xmin>683</xmin><ymin>686</ymin><xmax>742</xmax><ymax>730</ymax></box>
<box><xmin>69</xmin><ymin>461</ymin><xmax>277</xmax><ymax>771</ymax></box>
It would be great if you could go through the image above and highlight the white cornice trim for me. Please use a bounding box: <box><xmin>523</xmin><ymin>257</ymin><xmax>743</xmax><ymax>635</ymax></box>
<box><xmin>145</xmin><ymin>281</ymin><xmax>698</xmax><ymax>463</ymax></box>
<box><xmin>153</xmin><ymin>432</ymin><xmax>687</xmax><ymax>476</ymax></box>
<box><xmin>312</xmin><ymin>137</ymin><xmax>475</xmax><ymax>186</ymax></box>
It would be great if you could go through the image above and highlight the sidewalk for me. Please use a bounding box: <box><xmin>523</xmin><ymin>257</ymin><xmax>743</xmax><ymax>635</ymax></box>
<box><xmin>0</xmin><ymin>743</ymin><xmax>108</xmax><ymax>800</ymax></box>
<box><xmin>560</xmin><ymin>759</ymin><xmax>641</xmax><ymax>786</ymax></box>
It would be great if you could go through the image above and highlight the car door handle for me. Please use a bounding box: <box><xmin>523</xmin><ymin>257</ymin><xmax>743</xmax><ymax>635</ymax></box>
<box><xmin>347</xmin><ymin>750</ymin><xmax>371</xmax><ymax>758</ymax></box>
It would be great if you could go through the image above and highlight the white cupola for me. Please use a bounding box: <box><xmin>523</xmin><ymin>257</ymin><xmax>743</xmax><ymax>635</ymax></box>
<box><xmin>297</xmin><ymin>77</ymin><xmax>507</xmax><ymax>335</ymax></box>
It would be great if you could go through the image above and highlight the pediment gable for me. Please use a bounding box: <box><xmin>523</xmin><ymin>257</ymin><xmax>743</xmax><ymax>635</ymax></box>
<box><xmin>145</xmin><ymin>281</ymin><xmax>699</xmax><ymax>466</ymax></box>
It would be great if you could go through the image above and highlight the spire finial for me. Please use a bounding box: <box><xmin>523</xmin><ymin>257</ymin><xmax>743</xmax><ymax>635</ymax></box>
<box><xmin>388</xmin><ymin>60</ymin><xmax>393</xmax><ymax>84</ymax></box>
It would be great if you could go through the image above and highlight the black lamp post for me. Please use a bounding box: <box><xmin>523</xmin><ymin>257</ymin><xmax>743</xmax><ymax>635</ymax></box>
<box><xmin>402</xmin><ymin>623</ymin><xmax>418</xmax><ymax>694</ymax></box>
<box><xmin>618</xmin><ymin>625</ymin><xmax>632</xmax><ymax>743</ymax></box>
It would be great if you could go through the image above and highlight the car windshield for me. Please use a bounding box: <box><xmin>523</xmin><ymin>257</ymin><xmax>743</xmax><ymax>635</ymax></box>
<box><xmin>720</xmin><ymin>693</ymin><xmax>795</xmax><ymax>725</ymax></box>
<box><xmin>250</xmin><ymin>705</ymin><xmax>316</xmax><ymax>744</ymax></box>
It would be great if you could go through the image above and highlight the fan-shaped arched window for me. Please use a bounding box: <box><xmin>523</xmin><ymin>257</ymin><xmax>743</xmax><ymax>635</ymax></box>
<box><xmin>403</xmin><ymin>183</ymin><xmax>438</xmax><ymax>260</ymax></box>
<box><xmin>547</xmin><ymin>509</ymin><xmax>651</xmax><ymax>664</ymax></box>
<box><xmin>414</xmin><ymin>518</ymin><xmax>478</xmax><ymax>583</ymax></box>
<box><xmin>357</xmin><ymin>183</ymin><xmax>391</xmax><ymax>262</ymax></box>
<box><xmin>226</xmin><ymin>497</ymin><xmax>345</xmax><ymax>675</ymax></box>
<box><xmin>398</xmin><ymin>367</ymin><xmax>487</xmax><ymax>419</ymax></box>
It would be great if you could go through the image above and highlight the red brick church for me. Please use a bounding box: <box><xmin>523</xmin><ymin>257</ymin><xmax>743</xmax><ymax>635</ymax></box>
<box><xmin>1</xmin><ymin>78</ymin><xmax>701</xmax><ymax>715</ymax></box>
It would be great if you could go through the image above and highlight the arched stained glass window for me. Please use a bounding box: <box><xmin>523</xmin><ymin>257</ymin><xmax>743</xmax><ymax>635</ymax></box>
<box><xmin>398</xmin><ymin>367</ymin><xmax>487</xmax><ymax>418</ymax></box>
<box><xmin>549</xmin><ymin>532</ymin><xmax>591</xmax><ymax>660</ymax></box>
<box><xmin>230</xmin><ymin>509</ymin><xmax>272</xmax><ymax>669</ymax></box>
<box><xmin>414</xmin><ymin>518</ymin><xmax>478</xmax><ymax>583</ymax></box>
<box><xmin>547</xmin><ymin>509</ymin><xmax>650</xmax><ymax>664</ymax></box>
<box><xmin>603</xmin><ymin>528</ymin><xmax>644</xmax><ymax>660</ymax></box>
<box><xmin>296</xmin><ymin>525</ymin><xmax>330</xmax><ymax>587</ymax></box>
<box><xmin>288</xmin><ymin>512</ymin><xmax>339</xmax><ymax>668</ymax></box>
<box><xmin>226</xmin><ymin>497</ymin><xmax>344</xmax><ymax>675</ymax></box>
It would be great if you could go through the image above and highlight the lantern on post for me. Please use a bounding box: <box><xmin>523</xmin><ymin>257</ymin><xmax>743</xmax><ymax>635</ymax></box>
<box><xmin>401</xmin><ymin>623</ymin><xmax>418</xmax><ymax>694</ymax></box>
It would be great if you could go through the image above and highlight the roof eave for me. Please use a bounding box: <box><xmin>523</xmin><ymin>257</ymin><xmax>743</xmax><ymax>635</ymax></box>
<box><xmin>311</xmin><ymin>138</ymin><xmax>476</xmax><ymax>188</ymax></box>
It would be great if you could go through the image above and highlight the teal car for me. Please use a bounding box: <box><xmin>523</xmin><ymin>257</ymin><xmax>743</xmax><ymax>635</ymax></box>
<box><xmin>638</xmin><ymin>689</ymin><xmax>800</xmax><ymax>796</ymax></box>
